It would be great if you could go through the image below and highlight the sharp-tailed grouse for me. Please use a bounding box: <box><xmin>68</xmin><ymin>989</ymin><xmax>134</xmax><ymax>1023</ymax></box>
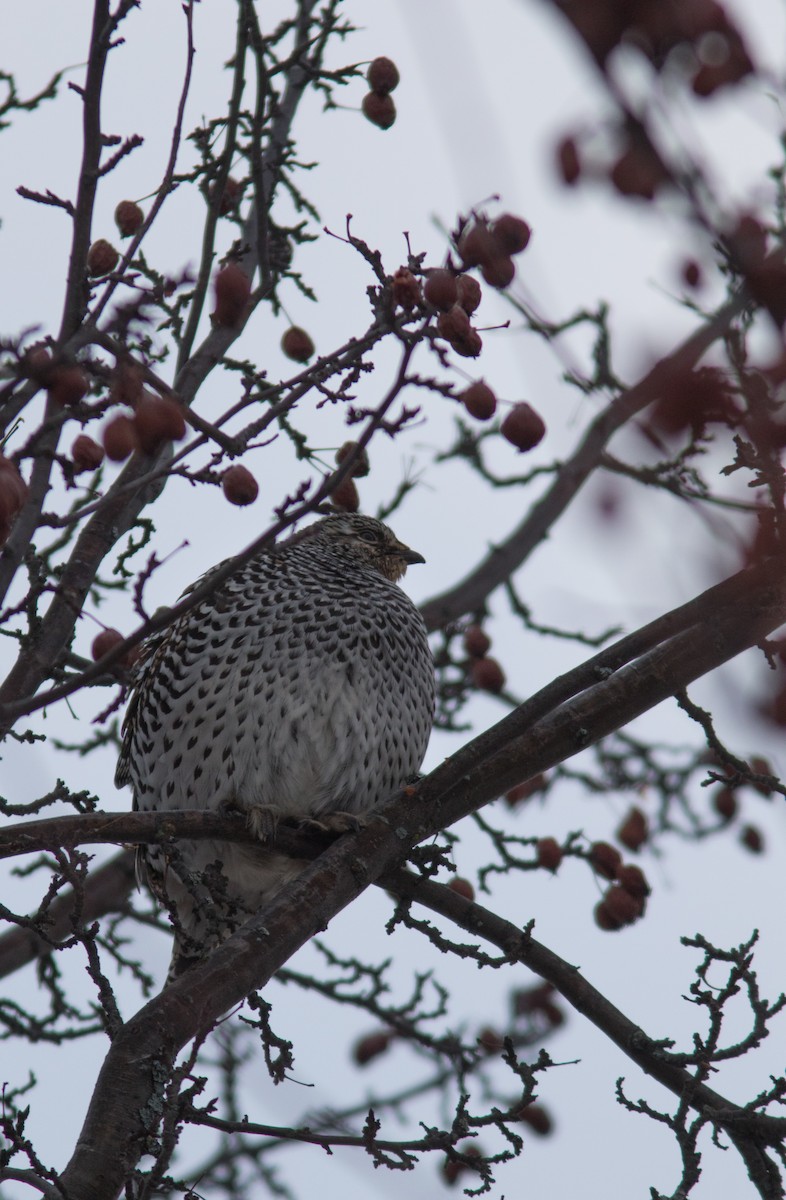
<box><xmin>116</xmin><ymin>514</ymin><xmax>435</xmax><ymax>977</ymax></box>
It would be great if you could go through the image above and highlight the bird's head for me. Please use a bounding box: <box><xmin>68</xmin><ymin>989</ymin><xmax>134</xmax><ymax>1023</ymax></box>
<box><xmin>303</xmin><ymin>514</ymin><xmax>425</xmax><ymax>582</ymax></box>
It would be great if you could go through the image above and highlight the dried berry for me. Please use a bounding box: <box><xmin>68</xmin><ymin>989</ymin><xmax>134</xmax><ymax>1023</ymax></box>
<box><xmin>617</xmin><ymin>806</ymin><xmax>648</xmax><ymax>852</ymax></box>
<box><xmin>87</xmin><ymin>239</ymin><xmax>120</xmax><ymax>277</ymax></box>
<box><xmin>458</xmin><ymin>221</ymin><xmax>497</xmax><ymax>268</ymax></box>
<box><xmin>461</xmin><ymin>381</ymin><xmax>497</xmax><ymax>420</ymax></box>
<box><xmin>91</xmin><ymin>628</ymin><xmax>125</xmax><ymax>661</ymax></box>
<box><xmin>481</xmin><ymin>255</ymin><xmax>515</xmax><ymax>289</ymax></box>
<box><xmin>557</xmin><ymin>135</ymin><xmax>581</xmax><ymax>185</ymax></box>
<box><xmin>47</xmin><ymin>364</ymin><xmax>89</xmax><ymax>408</ymax></box>
<box><xmin>71</xmin><ymin>434</ymin><xmax>104</xmax><ymax>473</ymax></box>
<box><xmin>740</xmin><ymin>824</ymin><xmax>764</xmax><ymax>854</ymax></box>
<box><xmin>335</xmin><ymin>441</ymin><xmax>370</xmax><ymax>478</ymax></box>
<box><xmin>616</xmin><ymin>863</ymin><xmax>650</xmax><ymax>899</ymax></box>
<box><xmin>595</xmin><ymin>885</ymin><xmax>642</xmax><ymax>931</ymax></box>
<box><xmin>367</xmin><ymin>56</ymin><xmax>400</xmax><ymax>95</ymax></box>
<box><xmin>515</xmin><ymin>1104</ymin><xmax>553</xmax><ymax>1135</ymax></box>
<box><xmin>353</xmin><ymin>1031</ymin><xmax>393</xmax><ymax>1066</ymax></box>
<box><xmin>450</xmin><ymin>327</ymin><xmax>483</xmax><ymax>358</ymax></box>
<box><xmin>470</xmin><ymin>656</ymin><xmax>505</xmax><ymax>693</ymax></box>
<box><xmin>109</xmin><ymin>360</ymin><xmax>144</xmax><ymax>408</ymax></box>
<box><xmin>501</xmin><ymin>403</ymin><xmax>546</xmax><ymax>451</ymax></box>
<box><xmin>133</xmin><ymin>395</ymin><xmax>187</xmax><ymax>455</ymax></box>
<box><xmin>588</xmin><ymin>841</ymin><xmax>622</xmax><ymax>880</ymax></box>
<box><xmin>361</xmin><ymin>91</ymin><xmax>396</xmax><ymax>130</ymax></box>
<box><xmin>610</xmin><ymin>143</ymin><xmax>667</xmax><ymax>201</ymax></box>
<box><xmin>447</xmin><ymin>877</ymin><xmax>475</xmax><ymax>902</ymax></box>
<box><xmin>463</xmin><ymin>624</ymin><xmax>491</xmax><ymax>658</ymax></box>
<box><xmin>114</xmin><ymin>200</ymin><xmax>144</xmax><ymax>238</ymax></box>
<box><xmin>682</xmin><ymin>259</ymin><xmax>702</xmax><ymax>288</ymax></box>
<box><xmin>391</xmin><ymin>267</ymin><xmax>421</xmax><ymax>309</ymax></box>
<box><xmin>222</xmin><ymin>464</ymin><xmax>259</xmax><ymax>506</ymax></box>
<box><xmin>103</xmin><ymin>415</ymin><xmax>138</xmax><ymax>462</ymax></box>
<box><xmin>281</xmin><ymin>325</ymin><xmax>315</xmax><ymax>363</ymax></box>
<box><xmin>437</xmin><ymin>304</ymin><xmax>471</xmax><ymax>342</ymax></box>
<box><xmin>477</xmin><ymin>1027</ymin><xmax>504</xmax><ymax>1054</ymax></box>
<box><xmin>492</xmin><ymin>214</ymin><xmax>531</xmax><ymax>255</ymax></box>
<box><xmin>712</xmin><ymin>786</ymin><xmax>737</xmax><ymax>822</ymax></box>
<box><xmin>537</xmin><ymin>837</ymin><xmax>563</xmax><ymax>872</ymax></box>
<box><xmin>424</xmin><ymin>269</ymin><xmax>459</xmax><ymax>312</ymax></box>
<box><xmin>23</xmin><ymin>344</ymin><xmax>52</xmax><ymax>380</ymax></box>
<box><xmin>0</xmin><ymin>457</ymin><xmax>28</xmax><ymax>532</ymax></box>
<box><xmin>456</xmin><ymin>273</ymin><xmax>482</xmax><ymax>315</ymax></box>
<box><xmin>212</xmin><ymin>263</ymin><xmax>251</xmax><ymax>327</ymax></box>
<box><xmin>329</xmin><ymin>476</ymin><xmax>360</xmax><ymax>512</ymax></box>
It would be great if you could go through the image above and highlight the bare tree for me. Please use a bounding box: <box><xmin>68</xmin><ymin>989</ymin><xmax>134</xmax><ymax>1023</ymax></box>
<box><xmin>2</xmin><ymin>2</ymin><xmax>786</xmax><ymax>1198</ymax></box>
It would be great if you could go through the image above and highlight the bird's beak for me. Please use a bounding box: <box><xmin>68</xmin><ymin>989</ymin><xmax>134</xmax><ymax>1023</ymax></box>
<box><xmin>397</xmin><ymin>543</ymin><xmax>425</xmax><ymax>566</ymax></box>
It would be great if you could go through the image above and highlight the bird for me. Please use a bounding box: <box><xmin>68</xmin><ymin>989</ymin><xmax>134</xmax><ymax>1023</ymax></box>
<box><xmin>115</xmin><ymin>513</ymin><xmax>435</xmax><ymax>979</ymax></box>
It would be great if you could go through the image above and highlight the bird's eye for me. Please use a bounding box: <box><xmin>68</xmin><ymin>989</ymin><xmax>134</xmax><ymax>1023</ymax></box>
<box><xmin>357</xmin><ymin>528</ymin><xmax>380</xmax><ymax>543</ymax></box>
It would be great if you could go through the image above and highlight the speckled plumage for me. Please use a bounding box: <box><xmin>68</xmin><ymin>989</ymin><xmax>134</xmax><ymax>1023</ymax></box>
<box><xmin>116</xmin><ymin>514</ymin><xmax>435</xmax><ymax>976</ymax></box>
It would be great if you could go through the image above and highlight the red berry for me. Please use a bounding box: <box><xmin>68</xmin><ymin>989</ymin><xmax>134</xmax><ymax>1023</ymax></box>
<box><xmin>617</xmin><ymin>806</ymin><xmax>648</xmax><ymax>852</ymax></box>
<box><xmin>492</xmin><ymin>214</ymin><xmax>531</xmax><ymax>255</ymax></box>
<box><xmin>588</xmin><ymin>841</ymin><xmax>622</xmax><ymax>880</ymax></box>
<box><xmin>557</xmin><ymin>135</ymin><xmax>581</xmax><ymax>185</ymax></box>
<box><xmin>682</xmin><ymin>259</ymin><xmax>702</xmax><ymax>288</ymax></box>
<box><xmin>595</xmin><ymin>886</ymin><xmax>642</xmax><ymax>931</ymax></box>
<box><xmin>222</xmin><ymin>464</ymin><xmax>258</xmax><ymax>506</ymax></box>
<box><xmin>437</xmin><ymin>304</ymin><xmax>471</xmax><ymax>342</ymax></box>
<box><xmin>133</xmin><ymin>395</ymin><xmax>187</xmax><ymax>455</ymax></box>
<box><xmin>481</xmin><ymin>255</ymin><xmax>515</xmax><ymax>289</ymax></box>
<box><xmin>424</xmin><ymin>269</ymin><xmax>459</xmax><ymax>312</ymax></box>
<box><xmin>212</xmin><ymin>263</ymin><xmax>251</xmax><ymax>327</ymax></box>
<box><xmin>461</xmin><ymin>381</ymin><xmax>497</xmax><ymax>420</ymax></box>
<box><xmin>47</xmin><ymin>364</ymin><xmax>89</xmax><ymax>408</ymax></box>
<box><xmin>23</xmin><ymin>344</ymin><xmax>52</xmax><ymax>381</ymax></box>
<box><xmin>91</xmin><ymin>628</ymin><xmax>125</xmax><ymax>661</ymax></box>
<box><xmin>516</xmin><ymin>1104</ymin><xmax>553</xmax><ymax>1135</ymax></box>
<box><xmin>391</xmin><ymin>267</ymin><xmax>421</xmax><ymax>309</ymax></box>
<box><xmin>281</xmin><ymin>326</ymin><xmax>315</xmax><ymax>363</ymax></box>
<box><xmin>463</xmin><ymin>624</ymin><xmax>491</xmax><ymax>658</ymax></box>
<box><xmin>501</xmin><ymin>403</ymin><xmax>546</xmax><ymax>451</ymax></box>
<box><xmin>456</xmin><ymin>274</ymin><xmax>482</xmax><ymax>315</ymax></box>
<box><xmin>536</xmin><ymin>837</ymin><xmax>563</xmax><ymax>871</ymax></box>
<box><xmin>87</xmin><ymin>239</ymin><xmax>120</xmax><ymax>277</ymax></box>
<box><xmin>71</xmin><ymin>434</ymin><xmax>104</xmax><ymax>472</ymax></box>
<box><xmin>712</xmin><ymin>786</ymin><xmax>738</xmax><ymax>822</ymax></box>
<box><xmin>740</xmin><ymin>824</ymin><xmax>764</xmax><ymax>854</ymax></box>
<box><xmin>103</xmin><ymin>414</ymin><xmax>138</xmax><ymax>462</ymax></box>
<box><xmin>470</xmin><ymin>656</ymin><xmax>505</xmax><ymax>693</ymax></box>
<box><xmin>335</xmin><ymin>441</ymin><xmax>370</xmax><ymax>477</ymax></box>
<box><xmin>362</xmin><ymin>92</ymin><xmax>396</xmax><ymax>130</ymax></box>
<box><xmin>458</xmin><ymin>221</ymin><xmax>497</xmax><ymax>268</ymax></box>
<box><xmin>367</xmin><ymin>56</ymin><xmax>400</xmax><ymax>95</ymax></box>
<box><xmin>478</xmin><ymin>1027</ymin><xmax>504</xmax><ymax>1053</ymax></box>
<box><xmin>0</xmin><ymin>457</ymin><xmax>28</xmax><ymax>530</ymax></box>
<box><xmin>114</xmin><ymin>200</ymin><xmax>144</xmax><ymax>238</ymax></box>
<box><xmin>353</xmin><ymin>1031</ymin><xmax>393</xmax><ymax>1065</ymax></box>
<box><xmin>329</xmin><ymin>476</ymin><xmax>360</xmax><ymax>512</ymax></box>
<box><xmin>616</xmin><ymin>863</ymin><xmax>650</xmax><ymax>899</ymax></box>
<box><xmin>447</xmin><ymin>877</ymin><xmax>475</xmax><ymax>901</ymax></box>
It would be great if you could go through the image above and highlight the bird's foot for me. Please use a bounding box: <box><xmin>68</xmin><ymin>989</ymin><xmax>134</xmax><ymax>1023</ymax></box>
<box><xmin>220</xmin><ymin>799</ymin><xmax>282</xmax><ymax>842</ymax></box>
<box><xmin>297</xmin><ymin>811</ymin><xmax>367</xmax><ymax>836</ymax></box>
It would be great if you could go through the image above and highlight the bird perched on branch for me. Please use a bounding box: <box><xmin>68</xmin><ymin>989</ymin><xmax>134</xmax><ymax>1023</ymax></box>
<box><xmin>116</xmin><ymin>513</ymin><xmax>435</xmax><ymax>979</ymax></box>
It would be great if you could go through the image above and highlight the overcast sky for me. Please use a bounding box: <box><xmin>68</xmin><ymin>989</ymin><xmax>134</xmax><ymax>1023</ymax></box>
<box><xmin>2</xmin><ymin>2</ymin><xmax>786</xmax><ymax>1198</ymax></box>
